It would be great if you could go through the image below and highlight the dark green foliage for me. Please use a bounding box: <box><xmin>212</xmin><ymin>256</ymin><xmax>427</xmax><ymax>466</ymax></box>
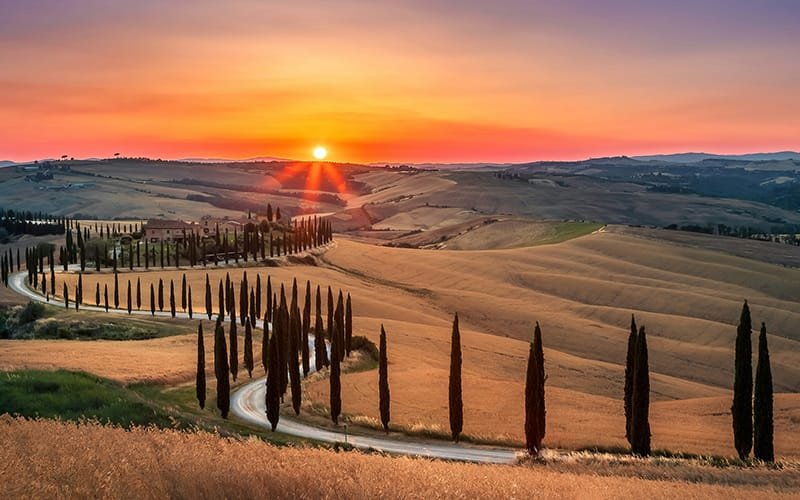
<box><xmin>196</xmin><ymin>323</ymin><xmax>206</xmax><ymax>409</ymax></box>
<box><xmin>181</xmin><ymin>273</ymin><xmax>187</xmax><ymax>311</ymax></box>
<box><xmin>103</xmin><ymin>284</ymin><xmax>109</xmax><ymax>312</ymax></box>
<box><xmin>525</xmin><ymin>322</ymin><xmax>546</xmax><ymax>456</ymax></box>
<box><xmin>449</xmin><ymin>313</ymin><xmax>463</xmax><ymax>442</ymax></box>
<box><xmin>149</xmin><ymin>283</ymin><xmax>155</xmax><ymax>316</ymax></box>
<box><xmin>345</xmin><ymin>294</ymin><xmax>353</xmax><ymax>357</ymax></box>
<box><xmin>732</xmin><ymin>301</ymin><xmax>753</xmax><ymax>460</ymax></box>
<box><xmin>379</xmin><ymin>324</ymin><xmax>390</xmax><ymax>433</ymax></box>
<box><xmin>169</xmin><ymin>280</ymin><xmax>176</xmax><ymax>318</ymax></box>
<box><xmin>214</xmin><ymin>319</ymin><xmax>230</xmax><ymax>418</ymax></box>
<box><xmin>244</xmin><ymin>318</ymin><xmax>254</xmax><ymax>378</ymax></box>
<box><xmin>205</xmin><ymin>274</ymin><xmax>212</xmax><ymax>319</ymax></box>
<box><xmin>327</xmin><ymin>286</ymin><xmax>334</xmax><ymax>347</ymax></box>
<box><xmin>187</xmin><ymin>286</ymin><xmax>193</xmax><ymax>319</ymax></box>
<box><xmin>229</xmin><ymin>308</ymin><xmax>238</xmax><ymax>381</ymax></box>
<box><xmin>261</xmin><ymin>312</ymin><xmax>269</xmax><ymax>373</ymax></box>
<box><xmin>218</xmin><ymin>280</ymin><xmax>225</xmax><ymax>321</ymax></box>
<box><xmin>314</xmin><ymin>285</ymin><xmax>326</xmax><ymax>371</ymax></box>
<box><xmin>265</xmin><ymin>309</ymin><xmax>281</xmax><ymax>431</ymax></box>
<box><xmin>302</xmin><ymin>280</ymin><xmax>311</xmax><ymax>377</ymax></box>
<box><xmin>113</xmin><ymin>272</ymin><xmax>119</xmax><ymax>309</ymax></box>
<box><xmin>329</xmin><ymin>320</ymin><xmax>341</xmax><ymax>425</ymax></box>
<box><xmin>127</xmin><ymin>280</ymin><xmax>132</xmax><ymax>314</ymax></box>
<box><xmin>630</xmin><ymin>326</ymin><xmax>651</xmax><ymax>456</ymax></box>
<box><xmin>136</xmin><ymin>277</ymin><xmax>141</xmax><ymax>310</ymax></box>
<box><xmin>289</xmin><ymin>282</ymin><xmax>302</xmax><ymax>415</ymax></box>
<box><xmin>624</xmin><ymin>314</ymin><xmax>637</xmax><ymax>445</ymax></box>
<box><xmin>157</xmin><ymin>278</ymin><xmax>164</xmax><ymax>312</ymax></box>
<box><xmin>754</xmin><ymin>322</ymin><xmax>774</xmax><ymax>462</ymax></box>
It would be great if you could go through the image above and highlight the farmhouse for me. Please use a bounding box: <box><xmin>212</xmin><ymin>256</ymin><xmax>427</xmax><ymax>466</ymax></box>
<box><xmin>142</xmin><ymin>219</ymin><xmax>194</xmax><ymax>242</ymax></box>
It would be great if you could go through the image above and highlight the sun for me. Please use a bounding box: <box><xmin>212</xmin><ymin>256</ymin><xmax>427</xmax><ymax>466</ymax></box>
<box><xmin>312</xmin><ymin>145</ymin><xmax>328</xmax><ymax>160</ymax></box>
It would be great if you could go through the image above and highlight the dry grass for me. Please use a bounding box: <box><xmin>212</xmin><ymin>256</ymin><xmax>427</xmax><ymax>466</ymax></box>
<box><xmin>2</xmin><ymin>417</ymin><xmax>797</xmax><ymax>499</ymax></box>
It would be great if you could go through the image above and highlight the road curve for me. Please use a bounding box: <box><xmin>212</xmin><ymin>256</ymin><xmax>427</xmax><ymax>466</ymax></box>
<box><xmin>8</xmin><ymin>270</ymin><xmax>518</xmax><ymax>464</ymax></box>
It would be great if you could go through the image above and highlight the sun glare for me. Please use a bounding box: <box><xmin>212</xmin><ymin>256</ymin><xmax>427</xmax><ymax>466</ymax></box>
<box><xmin>313</xmin><ymin>145</ymin><xmax>328</xmax><ymax>160</ymax></box>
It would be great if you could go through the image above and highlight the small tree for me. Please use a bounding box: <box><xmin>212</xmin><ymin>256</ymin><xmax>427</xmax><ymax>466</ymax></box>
<box><xmin>181</xmin><ymin>273</ymin><xmax>187</xmax><ymax>311</ymax></box>
<box><xmin>158</xmin><ymin>278</ymin><xmax>164</xmax><ymax>312</ymax></box>
<box><xmin>169</xmin><ymin>279</ymin><xmax>176</xmax><ymax>318</ymax></box>
<box><xmin>379</xmin><ymin>324</ymin><xmax>390</xmax><ymax>433</ymax></box>
<box><xmin>136</xmin><ymin>277</ymin><xmax>141</xmax><ymax>310</ymax></box>
<box><xmin>449</xmin><ymin>313</ymin><xmax>463</xmax><ymax>442</ymax></box>
<box><xmin>150</xmin><ymin>283</ymin><xmax>155</xmax><ymax>316</ymax></box>
<box><xmin>188</xmin><ymin>286</ymin><xmax>193</xmax><ymax>319</ymax></box>
<box><xmin>104</xmin><ymin>284</ymin><xmax>109</xmax><ymax>312</ymax></box>
<box><xmin>127</xmin><ymin>280</ymin><xmax>132</xmax><ymax>314</ymax></box>
<box><xmin>754</xmin><ymin>322</ymin><xmax>774</xmax><ymax>462</ymax></box>
<box><xmin>113</xmin><ymin>272</ymin><xmax>119</xmax><ymax>309</ymax></box>
<box><xmin>196</xmin><ymin>322</ymin><xmax>206</xmax><ymax>409</ymax></box>
<box><xmin>205</xmin><ymin>274</ymin><xmax>212</xmax><ymax>319</ymax></box>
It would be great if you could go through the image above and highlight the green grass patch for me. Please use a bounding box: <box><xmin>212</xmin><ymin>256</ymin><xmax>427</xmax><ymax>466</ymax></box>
<box><xmin>535</xmin><ymin>221</ymin><xmax>604</xmax><ymax>246</ymax></box>
<box><xmin>0</xmin><ymin>302</ymin><xmax>186</xmax><ymax>340</ymax></box>
<box><xmin>0</xmin><ymin>370</ymin><xmax>176</xmax><ymax>428</ymax></box>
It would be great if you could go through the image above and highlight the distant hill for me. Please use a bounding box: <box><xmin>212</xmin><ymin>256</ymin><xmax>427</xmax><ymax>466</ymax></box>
<box><xmin>0</xmin><ymin>161</ymin><xmax>16</xmax><ymax>168</ymax></box>
<box><xmin>634</xmin><ymin>151</ymin><xmax>800</xmax><ymax>163</ymax></box>
<box><xmin>178</xmin><ymin>156</ymin><xmax>290</xmax><ymax>163</ymax></box>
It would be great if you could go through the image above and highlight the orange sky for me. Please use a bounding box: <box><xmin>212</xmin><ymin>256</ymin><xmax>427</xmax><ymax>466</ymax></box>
<box><xmin>1</xmin><ymin>1</ymin><xmax>798</xmax><ymax>163</ymax></box>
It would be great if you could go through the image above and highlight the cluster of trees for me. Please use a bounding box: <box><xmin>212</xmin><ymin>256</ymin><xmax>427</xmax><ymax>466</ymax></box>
<box><xmin>194</xmin><ymin>276</ymin><xmax>355</xmax><ymax>429</ymax></box>
<box><xmin>732</xmin><ymin>302</ymin><xmax>774</xmax><ymax>462</ymax></box>
<box><xmin>0</xmin><ymin>209</ymin><xmax>68</xmax><ymax>239</ymax></box>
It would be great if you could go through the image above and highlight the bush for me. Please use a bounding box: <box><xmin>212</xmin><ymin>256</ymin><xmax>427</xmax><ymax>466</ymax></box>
<box><xmin>350</xmin><ymin>335</ymin><xmax>379</xmax><ymax>362</ymax></box>
<box><xmin>17</xmin><ymin>301</ymin><xmax>46</xmax><ymax>325</ymax></box>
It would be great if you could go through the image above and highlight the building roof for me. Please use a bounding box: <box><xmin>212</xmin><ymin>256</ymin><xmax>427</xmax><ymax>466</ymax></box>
<box><xmin>144</xmin><ymin>219</ymin><xmax>194</xmax><ymax>230</ymax></box>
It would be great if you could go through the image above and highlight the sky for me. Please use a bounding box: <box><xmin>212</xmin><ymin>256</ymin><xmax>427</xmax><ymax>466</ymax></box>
<box><xmin>0</xmin><ymin>0</ymin><xmax>798</xmax><ymax>163</ymax></box>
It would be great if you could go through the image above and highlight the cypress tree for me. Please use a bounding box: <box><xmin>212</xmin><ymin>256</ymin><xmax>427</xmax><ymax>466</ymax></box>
<box><xmin>229</xmin><ymin>306</ymin><xmax>239</xmax><ymax>381</ymax></box>
<box><xmin>302</xmin><ymin>280</ymin><xmax>311</xmax><ymax>377</ymax></box>
<box><xmin>196</xmin><ymin>322</ymin><xmax>206</xmax><ymax>409</ymax></box>
<box><xmin>214</xmin><ymin>318</ymin><xmax>230</xmax><ymax>418</ymax></box>
<box><xmin>63</xmin><ymin>283</ymin><xmax>69</xmax><ymax>309</ymax></box>
<box><xmin>289</xmin><ymin>282</ymin><xmax>302</xmax><ymax>415</ymax></box>
<box><xmin>327</xmin><ymin>286</ymin><xmax>334</xmax><ymax>347</ymax></box>
<box><xmin>244</xmin><ymin>318</ymin><xmax>254</xmax><ymax>378</ymax></box>
<box><xmin>379</xmin><ymin>324</ymin><xmax>390</xmax><ymax>433</ymax></box>
<box><xmin>205</xmin><ymin>274</ymin><xmax>212</xmax><ymax>319</ymax></box>
<box><xmin>150</xmin><ymin>283</ymin><xmax>155</xmax><ymax>315</ymax></box>
<box><xmin>113</xmin><ymin>272</ymin><xmax>119</xmax><ymax>308</ymax></box>
<box><xmin>335</xmin><ymin>291</ymin><xmax>345</xmax><ymax>361</ymax></box>
<box><xmin>261</xmin><ymin>312</ymin><xmax>270</xmax><ymax>372</ymax></box>
<box><xmin>524</xmin><ymin>322</ymin><xmax>546</xmax><ymax>456</ymax></box>
<box><xmin>314</xmin><ymin>285</ymin><xmax>326</xmax><ymax>370</ymax></box>
<box><xmin>345</xmin><ymin>293</ymin><xmax>353</xmax><ymax>357</ymax></box>
<box><xmin>77</xmin><ymin>273</ymin><xmax>83</xmax><ymax>305</ymax></box>
<box><xmin>329</xmin><ymin>320</ymin><xmax>341</xmax><ymax>424</ymax></box>
<box><xmin>249</xmin><ymin>289</ymin><xmax>256</xmax><ymax>327</ymax></box>
<box><xmin>266</xmin><ymin>275</ymin><xmax>273</xmax><ymax>323</ymax></box>
<box><xmin>624</xmin><ymin>314</ymin><xmax>638</xmax><ymax>445</ymax></box>
<box><xmin>104</xmin><ymin>284</ymin><xmax>109</xmax><ymax>312</ymax></box>
<box><xmin>240</xmin><ymin>278</ymin><xmax>248</xmax><ymax>326</ymax></box>
<box><xmin>218</xmin><ymin>280</ymin><xmax>225</xmax><ymax>321</ymax></box>
<box><xmin>265</xmin><ymin>320</ymin><xmax>281</xmax><ymax>430</ymax></box>
<box><xmin>95</xmin><ymin>282</ymin><xmax>100</xmax><ymax>306</ymax></box>
<box><xmin>278</xmin><ymin>286</ymin><xmax>289</xmax><ymax>396</ymax></box>
<box><xmin>630</xmin><ymin>326</ymin><xmax>651</xmax><ymax>456</ymax></box>
<box><xmin>449</xmin><ymin>313</ymin><xmax>463</xmax><ymax>442</ymax></box>
<box><xmin>754</xmin><ymin>322</ymin><xmax>774</xmax><ymax>462</ymax></box>
<box><xmin>188</xmin><ymin>286</ymin><xmax>193</xmax><ymax>319</ymax></box>
<box><xmin>255</xmin><ymin>274</ymin><xmax>262</xmax><ymax>318</ymax></box>
<box><xmin>732</xmin><ymin>301</ymin><xmax>753</xmax><ymax>460</ymax></box>
<box><xmin>127</xmin><ymin>280</ymin><xmax>132</xmax><ymax>314</ymax></box>
<box><xmin>136</xmin><ymin>277</ymin><xmax>141</xmax><ymax>310</ymax></box>
<box><xmin>169</xmin><ymin>279</ymin><xmax>176</xmax><ymax>317</ymax></box>
<box><xmin>181</xmin><ymin>273</ymin><xmax>187</xmax><ymax>311</ymax></box>
<box><xmin>158</xmin><ymin>278</ymin><xmax>164</xmax><ymax>312</ymax></box>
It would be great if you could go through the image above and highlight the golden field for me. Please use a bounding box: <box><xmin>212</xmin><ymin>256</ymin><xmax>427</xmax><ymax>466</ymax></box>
<box><xmin>35</xmin><ymin>229</ymin><xmax>800</xmax><ymax>459</ymax></box>
<box><xmin>1</xmin><ymin>417</ymin><xmax>797</xmax><ymax>499</ymax></box>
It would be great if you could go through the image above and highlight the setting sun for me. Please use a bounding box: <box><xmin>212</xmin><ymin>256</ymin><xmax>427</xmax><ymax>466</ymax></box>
<box><xmin>313</xmin><ymin>146</ymin><xmax>328</xmax><ymax>160</ymax></box>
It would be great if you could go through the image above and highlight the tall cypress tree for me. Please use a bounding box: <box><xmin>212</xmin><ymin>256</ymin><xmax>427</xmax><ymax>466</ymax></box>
<box><xmin>150</xmin><ymin>283</ymin><xmax>155</xmax><ymax>316</ymax></box>
<box><xmin>732</xmin><ymin>301</ymin><xmax>753</xmax><ymax>460</ymax></box>
<box><xmin>261</xmin><ymin>311</ymin><xmax>269</xmax><ymax>372</ymax></box>
<box><xmin>449</xmin><ymin>313</ymin><xmax>463</xmax><ymax>442</ymax></box>
<box><xmin>624</xmin><ymin>314</ymin><xmax>638</xmax><ymax>445</ymax></box>
<box><xmin>158</xmin><ymin>278</ymin><xmax>164</xmax><ymax>312</ymax></box>
<box><xmin>754</xmin><ymin>322</ymin><xmax>774</xmax><ymax>462</ymax></box>
<box><xmin>104</xmin><ymin>284</ymin><xmax>109</xmax><ymax>312</ymax></box>
<box><xmin>127</xmin><ymin>280</ymin><xmax>132</xmax><ymax>314</ymax></box>
<box><xmin>188</xmin><ymin>286</ymin><xmax>193</xmax><ymax>319</ymax></box>
<box><xmin>181</xmin><ymin>273</ymin><xmax>187</xmax><ymax>311</ymax></box>
<box><xmin>289</xmin><ymin>282</ymin><xmax>302</xmax><ymax>415</ymax></box>
<box><xmin>329</xmin><ymin>321</ymin><xmax>341</xmax><ymax>424</ymax></box>
<box><xmin>249</xmin><ymin>289</ymin><xmax>256</xmax><ymax>327</ymax></box>
<box><xmin>63</xmin><ymin>282</ymin><xmax>69</xmax><ymax>309</ymax></box>
<box><xmin>244</xmin><ymin>318</ymin><xmax>254</xmax><ymax>378</ymax></box>
<box><xmin>205</xmin><ymin>274</ymin><xmax>212</xmax><ymax>319</ymax></box>
<box><xmin>229</xmin><ymin>306</ymin><xmax>239</xmax><ymax>381</ymax></box>
<box><xmin>266</xmin><ymin>275</ymin><xmax>273</xmax><ymax>323</ymax></box>
<box><xmin>327</xmin><ymin>286</ymin><xmax>334</xmax><ymax>346</ymax></box>
<box><xmin>196</xmin><ymin>322</ymin><xmax>206</xmax><ymax>409</ymax></box>
<box><xmin>345</xmin><ymin>294</ymin><xmax>353</xmax><ymax>357</ymax></box>
<box><xmin>214</xmin><ymin>319</ymin><xmax>230</xmax><ymax>418</ymax></box>
<box><xmin>113</xmin><ymin>272</ymin><xmax>119</xmax><ymax>309</ymax></box>
<box><xmin>218</xmin><ymin>280</ymin><xmax>225</xmax><ymax>321</ymax></box>
<box><xmin>302</xmin><ymin>280</ymin><xmax>311</xmax><ymax>377</ymax></box>
<box><xmin>136</xmin><ymin>277</ymin><xmax>141</xmax><ymax>310</ymax></box>
<box><xmin>379</xmin><ymin>324</ymin><xmax>390</xmax><ymax>433</ymax></box>
<box><xmin>630</xmin><ymin>326</ymin><xmax>651</xmax><ymax>456</ymax></box>
<box><xmin>240</xmin><ymin>276</ymin><xmax>248</xmax><ymax>326</ymax></box>
<box><xmin>265</xmin><ymin>319</ymin><xmax>281</xmax><ymax>431</ymax></box>
<box><xmin>335</xmin><ymin>291</ymin><xmax>345</xmax><ymax>362</ymax></box>
<box><xmin>169</xmin><ymin>279</ymin><xmax>176</xmax><ymax>317</ymax></box>
<box><xmin>315</xmin><ymin>285</ymin><xmax>326</xmax><ymax>370</ymax></box>
<box><xmin>255</xmin><ymin>274</ymin><xmax>262</xmax><ymax>319</ymax></box>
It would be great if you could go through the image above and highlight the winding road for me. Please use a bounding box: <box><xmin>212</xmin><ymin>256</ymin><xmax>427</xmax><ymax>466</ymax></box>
<box><xmin>8</xmin><ymin>269</ymin><xmax>518</xmax><ymax>464</ymax></box>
